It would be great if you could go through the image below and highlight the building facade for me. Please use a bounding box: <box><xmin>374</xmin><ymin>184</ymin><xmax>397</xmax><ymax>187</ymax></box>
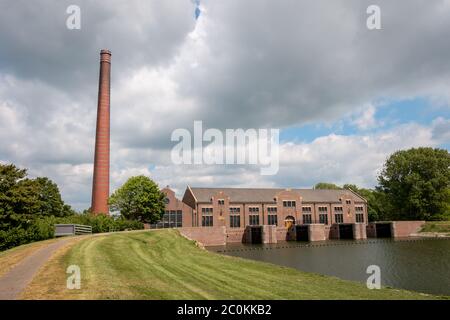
<box><xmin>151</xmin><ymin>186</ymin><xmax>368</xmax><ymax>243</ymax></box>
<box><xmin>182</xmin><ymin>187</ymin><xmax>368</xmax><ymax>229</ymax></box>
<box><xmin>181</xmin><ymin>186</ymin><xmax>368</xmax><ymax>242</ymax></box>
<box><xmin>150</xmin><ymin>186</ymin><xmax>424</xmax><ymax>245</ymax></box>
<box><xmin>148</xmin><ymin>187</ymin><xmax>193</xmax><ymax>229</ymax></box>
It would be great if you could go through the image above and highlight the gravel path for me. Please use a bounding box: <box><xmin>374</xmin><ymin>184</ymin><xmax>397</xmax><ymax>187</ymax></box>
<box><xmin>0</xmin><ymin>238</ymin><xmax>74</xmax><ymax>300</ymax></box>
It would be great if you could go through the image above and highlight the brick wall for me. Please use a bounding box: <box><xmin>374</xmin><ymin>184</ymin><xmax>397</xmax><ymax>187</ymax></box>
<box><xmin>162</xmin><ymin>187</ymin><xmax>193</xmax><ymax>227</ymax></box>
<box><xmin>353</xmin><ymin>223</ymin><xmax>367</xmax><ymax>240</ymax></box>
<box><xmin>226</xmin><ymin>228</ymin><xmax>246</xmax><ymax>243</ymax></box>
<box><xmin>392</xmin><ymin>221</ymin><xmax>425</xmax><ymax>238</ymax></box>
<box><xmin>308</xmin><ymin>224</ymin><xmax>327</xmax><ymax>241</ymax></box>
<box><xmin>329</xmin><ymin>224</ymin><xmax>340</xmax><ymax>239</ymax></box>
<box><xmin>262</xmin><ymin>225</ymin><xmax>278</xmax><ymax>244</ymax></box>
<box><xmin>366</xmin><ymin>223</ymin><xmax>377</xmax><ymax>238</ymax></box>
<box><xmin>367</xmin><ymin>221</ymin><xmax>425</xmax><ymax>238</ymax></box>
<box><xmin>179</xmin><ymin>226</ymin><xmax>227</xmax><ymax>246</ymax></box>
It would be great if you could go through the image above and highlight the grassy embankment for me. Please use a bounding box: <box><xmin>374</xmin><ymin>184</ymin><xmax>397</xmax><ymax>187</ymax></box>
<box><xmin>18</xmin><ymin>229</ymin><xmax>443</xmax><ymax>300</ymax></box>
<box><xmin>420</xmin><ymin>221</ymin><xmax>450</xmax><ymax>235</ymax></box>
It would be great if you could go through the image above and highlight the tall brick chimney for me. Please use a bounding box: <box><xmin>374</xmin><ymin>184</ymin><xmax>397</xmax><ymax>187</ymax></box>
<box><xmin>91</xmin><ymin>49</ymin><xmax>111</xmax><ymax>215</ymax></box>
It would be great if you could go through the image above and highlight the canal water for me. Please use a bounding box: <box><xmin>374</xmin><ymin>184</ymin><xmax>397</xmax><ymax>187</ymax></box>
<box><xmin>208</xmin><ymin>238</ymin><xmax>450</xmax><ymax>296</ymax></box>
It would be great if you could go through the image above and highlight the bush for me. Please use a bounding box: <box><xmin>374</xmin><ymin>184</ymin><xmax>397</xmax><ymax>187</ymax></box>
<box><xmin>55</xmin><ymin>214</ymin><xmax>144</xmax><ymax>233</ymax></box>
<box><xmin>0</xmin><ymin>214</ymin><xmax>144</xmax><ymax>252</ymax></box>
<box><xmin>0</xmin><ymin>217</ymin><xmax>56</xmax><ymax>251</ymax></box>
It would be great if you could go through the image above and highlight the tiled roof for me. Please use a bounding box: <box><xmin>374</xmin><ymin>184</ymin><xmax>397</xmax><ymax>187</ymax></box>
<box><xmin>188</xmin><ymin>187</ymin><xmax>366</xmax><ymax>203</ymax></box>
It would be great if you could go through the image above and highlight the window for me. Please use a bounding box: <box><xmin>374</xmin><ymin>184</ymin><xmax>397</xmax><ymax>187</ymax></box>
<box><xmin>201</xmin><ymin>207</ymin><xmax>213</xmax><ymax>214</ymax></box>
<box><xmin>249</xmin><ymin>215</ymin><xmax>260</xmax><ymax>226</ymax></box>
<box><xmin>160</xmin><ymin>210</ymin><xmax>182</xmax><ymax>228</ymax></box>
<box><xmin>201</xmin><ymin>207</ymin><xmax>213</xmax><ymax>227</ymax></box>
<box><xmin>334</xmin><ymin>206</ymin><xmax>343</xmax><ymax>212</ymax></box>
<box><xmin>202</xmin><ymin>216</ymin><xmax>213</xmax><ymax>227</ymax></box>
<box><xmin>229</xmin><ymin>207</ymin><xmax>240</xmax><ymax>214</ymax></box>
<box><xmin>302</xmin><ymin>206</ymin><xmax>312</xmax><ymax>213</ymax></box>
<box><xmin>346</xmin><ymin>199</ymin><xmax>352</xmax><ymax>205</ymax></box>
<box><xmin>176</xmin><ymin>210</ymin><xmax>182</xmax><ymax>227</ymax></box>
<box><xmin>164</xmin><ymin>197</ymin><xmax>170</xmax><ymax>204</ymax></box>
<box><xmin>230</xmin><ymin>215</ymin><xmax>241</xmax><ymax>228</ymax></box>
<box><xmin>335</xmin><ymin>213</ymin><xmax>344</xmax><ymax>224</ymax></box>
<box><xmin>267</xmin><ymin>215</ymin><xmax>278</xmax><ymax>226</ymax></box>
<box><xmin>303</xmin><ymin>214</ymin><xmax>312</xmax><ymax>224</ymax></box>
<box><xmin>318</xmin><ymin>206</ymin><xmax>328</xmax><ymax>213</ymax></box>
<box><xmin>356</xmin><ymin>213</ymin><xmax>364</xmax><ymax>223</ymax></box>
<box><xmin>355</xmin><ymin>206</ymin><xmax>364</xmax><ymax>212</ymax></box>
<box><xmin>218</xmin><ymin>199</ymin><xmax>225</xmax><ymax>205</ymax></box>
<box><xmin>283</xmin><ymin>200</ymin><xmax>296</xmax><ymax>208</ymax></box>
<box><xmin>319</xmin><ymin>214</ymin><xmax>328</xmax><ymax>225</ymax></box>
<box><xmin>249</xmin><ymin>207</ymin><xmax>259</xmax><ymax>213</ymax></box>
<box><xmin>267</xmin><ymin>206</ymin><xmax>277</xmax><ymax>213</ymax></box>
<box><xmin>162</xmin><ymin>210</ymin><xmax>170</xmax><ymax>228</ymax></box>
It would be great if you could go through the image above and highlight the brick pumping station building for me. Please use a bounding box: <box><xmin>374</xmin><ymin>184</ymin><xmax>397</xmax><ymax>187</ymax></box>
<box><xmin>156</xmin><ymin>186</ymin><xmax>369</xmax><ymax>245</ymax></box>
<box><xmin>157</xmin><ymin>187</ymin><xmax>424</xmax><ymax>246</ymax></box>
<box><xmin>89</xmin><ymin>49</ymin><xmax>425</xmax><ymax>247</ymax></box>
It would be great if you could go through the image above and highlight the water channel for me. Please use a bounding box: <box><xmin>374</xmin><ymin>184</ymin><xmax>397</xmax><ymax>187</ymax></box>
<box><xmin>208</xmin><ymin>238</ymin><xmax>450</xmax><ymax>296</ymax></box>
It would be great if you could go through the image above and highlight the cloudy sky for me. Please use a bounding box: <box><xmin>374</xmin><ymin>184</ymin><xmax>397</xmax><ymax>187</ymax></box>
<box><xmin>1</xmin><ymin>0</ymin><xmax>449</xmax><ymax>210</ymax></box>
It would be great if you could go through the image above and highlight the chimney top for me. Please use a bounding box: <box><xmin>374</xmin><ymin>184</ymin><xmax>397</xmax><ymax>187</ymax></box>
<box><xmin>100</xmin><ymin>49</ymin><xmax>111</xmax><ymax>55</ymax></box>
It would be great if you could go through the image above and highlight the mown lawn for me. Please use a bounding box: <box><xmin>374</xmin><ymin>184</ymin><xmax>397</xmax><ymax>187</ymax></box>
<box><xmin>21</xmin><ymin>229</ymin><xmax>441</xmax><ymax>300</ymax></box>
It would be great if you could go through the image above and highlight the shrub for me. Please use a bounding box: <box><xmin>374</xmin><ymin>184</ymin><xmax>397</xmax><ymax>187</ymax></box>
<box><xmin>0</xmin><ymin>217</ymin><xmax>56</xmax><ymax>251</ymax></box>
<box><xmin>0</xmin><ymin>214</ymin><xmax>144</xmax><ymax>252</ymax></box>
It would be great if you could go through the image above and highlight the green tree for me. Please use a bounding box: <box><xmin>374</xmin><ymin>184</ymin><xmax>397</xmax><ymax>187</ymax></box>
<box><xmin>0</xmin><ymin>164</ymin><xmax>74</xmax><ymax>230</ymax></box>
<box><xmin>108</xmin><ymin>175</ymin><xmax>165</xmax><ymax>223</ymax></box>
<box><xmin>343</xmin><ymin>184</ymin><xmax>388</xmax><ymax>222</ymax></box>
<box><xmin>314</xmin><ymin>182</ymin><xmax>342</xmax><ymax>190</ymax></box>
<box><xmin>378</xmin><ymin>147</ymin><xmax>450</xmax><ymax>221</ymax></box>
<box><xmin>33</xmin><ymin>177</ymin><xmax>74</xmax><ymax>217</ymax></box>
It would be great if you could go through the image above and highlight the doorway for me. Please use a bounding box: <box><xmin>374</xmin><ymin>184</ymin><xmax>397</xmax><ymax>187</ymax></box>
<box><xmin>339</xmin><ymin>224</ymin><xmax>354</xmax><ymax>239</ymax></box>
<box><xmin>376</xmin><ymin>223</ymin><xmax>392</xmax><ymax>238</ymax></box>
<box><xmin>296</xmin><ymin>225</ymin><xmax>309</xmax><ymax>241</ymax></box>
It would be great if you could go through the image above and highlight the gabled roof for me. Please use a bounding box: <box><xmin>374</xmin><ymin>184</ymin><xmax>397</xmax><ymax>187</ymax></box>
<box><xmin>188</xmin><ymin>187</ymin><xmax>366</xmax><ymax>203</ymax></box>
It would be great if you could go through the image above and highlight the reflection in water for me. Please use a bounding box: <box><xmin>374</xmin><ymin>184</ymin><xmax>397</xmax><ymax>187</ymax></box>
<box><xmin>208</xmin><ymin>238</ymin><xmax>450</xmax><ymax>296</ymax></box>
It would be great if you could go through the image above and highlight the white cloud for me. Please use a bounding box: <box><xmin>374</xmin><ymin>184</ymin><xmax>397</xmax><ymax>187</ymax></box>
<box><xmin>145</xmin><ymin>121</ymin><xmax>441</xmax><ymax>201</ymax></box>
<box><xmin>351</xmin><ymin>104</ymin><xmax>378</xmax><ymax>130</ymax></box>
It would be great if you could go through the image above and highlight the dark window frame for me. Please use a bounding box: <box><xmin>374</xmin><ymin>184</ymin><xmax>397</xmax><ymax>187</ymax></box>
<box><xmin>319</xmin><ymin>213</ymin><xmax>328</xmax><ymax>225</ymax></box>
<box><xmin>230</xmin><ymin>215</ymin><xmax>241</xmax><ymax>228</ymax></box>
<box><xmin>356</xmin><ymin>213</ymin><xmax>364</xmax><ymax>223</ymax></box>
<box><xmin>249</xmin><ymin>214</ymin><xmax>260</xmax><ymax>226</ymax></box>
<box><xmin>303</xmin><ymin>214</ymin><xmax>312</xmax><ymax>224</ymax></box>
<box><xmin>267</xmin><ymin>214</ymin><xmax>278</xmax><ymax>226</ymax></box>
<box><xmin>283</xmin><ymin>200</ymin><xmax>296</xmax><ymax>208</ymax></box>
<box><xmin>335</xmin><ymin>213</ymin><xmax>344</xmax><ymax>224</ymax></box>
<box><xmin>267</xmin><ymin>206</ymin><xmax>277</xmax><ymax>213</ymax></box>
<box><xmin>229</xmin><ymin>207</ymin><xmax>241</xmax><ymax>214</ymax></box>
<box><xmin>202</xmin><ymin>215</ymin><xmax>213</xmax><ymax>227</ymax></box>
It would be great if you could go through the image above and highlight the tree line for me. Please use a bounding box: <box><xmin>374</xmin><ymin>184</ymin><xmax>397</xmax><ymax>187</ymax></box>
<box><xmin>1</xmin><ymin>147</ymin><xmax>448</xmax><ymax>251</ymax></box>
<box><xmin>0</xmin><ymin>164</ymin><xmax>145</xmax><ymax>251</ymax></box>
<box><xmin>314</xmin><ymin>147</ymin><xmax>450</xmax><ymax>221</ymax></box>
